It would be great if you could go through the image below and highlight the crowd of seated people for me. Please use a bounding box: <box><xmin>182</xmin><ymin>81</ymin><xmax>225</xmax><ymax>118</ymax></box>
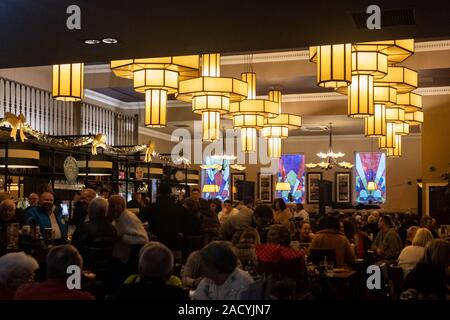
<box><xmin>0</xmin><ymin>186</ymin><xmax>449</xmax><ymax>301</ymax></box>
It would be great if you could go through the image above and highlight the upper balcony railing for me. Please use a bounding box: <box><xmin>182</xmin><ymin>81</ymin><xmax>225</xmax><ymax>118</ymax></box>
<box><xmin>0</xmin><ymin>77</ymin><xmax>137</xmax><ymax>145</ymax></box>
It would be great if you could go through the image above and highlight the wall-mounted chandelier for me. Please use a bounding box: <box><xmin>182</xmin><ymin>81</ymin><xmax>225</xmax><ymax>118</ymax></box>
<box><xmin>306</xmin><ymin>123</ymin><xmax>354</xmax><ymax>170</ymax></box>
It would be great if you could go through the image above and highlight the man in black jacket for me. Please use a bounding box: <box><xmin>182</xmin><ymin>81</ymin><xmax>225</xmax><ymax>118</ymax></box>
<box><xmin>139</xmin><ymin>184</ymin><xmax>187</xmax><ymax>251</ymax></box>
<box><xmin>71</xmin><ymin>188</ymin><xmax>97</xmax><ymax>229</ymax></box>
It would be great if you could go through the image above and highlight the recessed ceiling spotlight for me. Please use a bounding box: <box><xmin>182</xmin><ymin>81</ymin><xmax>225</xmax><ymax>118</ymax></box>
<box><xmin>102</xmin><ymin>38</ymin><xmax>118</xmax><ymax>44</ymax></box>
<box><xmin>84</xmin><ymin>39</ymin><xmax>101</xmax><ymax>45</ymax></box>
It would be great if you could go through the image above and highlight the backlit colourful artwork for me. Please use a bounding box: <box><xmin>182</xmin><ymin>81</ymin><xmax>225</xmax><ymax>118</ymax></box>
<box><xmin>276</xmin><ymin>154</ymin><xmax>306</xmax><ymax>203</ymax></box>
<box><xmin>202</xmin><ymin>157</ymin><xmax>230</xmax><ymax>200</ymax></box>
<box><xmin>355</xmin><ymin>152</ymin><xmax>386</xmax><ymax>204</ymax></box>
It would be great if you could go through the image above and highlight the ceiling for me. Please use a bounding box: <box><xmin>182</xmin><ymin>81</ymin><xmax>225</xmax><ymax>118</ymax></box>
<box><xmin>80</xmin><ymin>42</ymin><xmax>450</xmax><ymax>136</ymax></box>
<box><xmin>0</xmin><ymin>0</ymin><xmax>449</xmax><ymax>68</ymax></box>
<box><xmin>1</xmin><ymin>1</ymin><xmax>449</xmax><ymax>138</ymax></box>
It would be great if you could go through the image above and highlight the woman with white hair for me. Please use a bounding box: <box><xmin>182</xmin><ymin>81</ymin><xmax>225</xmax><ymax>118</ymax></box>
<box><xmin>402</xmin><ymin>239</ymin><xmax>450</xmax><ymax>300</ymax></box>
<box><xmin>0</xmin><ymin>252</ymin><xmax>39</xmax><ymax>299</ymax></box>
<box><xmin>398</xmin><ymin>228</ymin><xmax>433</xmax><ymax>277</ymax></box>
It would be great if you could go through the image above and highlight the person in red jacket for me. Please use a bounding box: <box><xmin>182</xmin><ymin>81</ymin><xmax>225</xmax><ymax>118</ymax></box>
<box><xmin>14</xmin><ymin>244</ymin><xmax>94</xmax><ymax>300</ymax></box>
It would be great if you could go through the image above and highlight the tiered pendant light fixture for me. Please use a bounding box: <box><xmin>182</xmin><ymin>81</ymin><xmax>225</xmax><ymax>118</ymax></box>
<box><xmin>111</xmin><ymin>56</ymin><xmax>199</xmax><ymax>128</ymax></box>
<box><xmin>228</xmin><ymin>72</ymin><xmax>279</xmax><ymax>152</ymax></box>
<box><xmin>52</xmin><ymin>63</ymin><xmax>84</xmax><ymax>101</ymax></box>
<box><xmin>176</xmin><ymin>54</ymin><xmax>247</xmax><ymax>141</ymax></box>
<box><xmin>364</xmin><ymin>85</ymin><xmax>396</xmax><ymax>136</ymax></box>
<box><xmin>263</xmin><ymin>90</ymin><xmax>301</xmax><ymax>158</ymax></box>
<box><xmin>310</xmin><ymin>38</ymin><xmax>423</xmax><ymax>159</ymax></box>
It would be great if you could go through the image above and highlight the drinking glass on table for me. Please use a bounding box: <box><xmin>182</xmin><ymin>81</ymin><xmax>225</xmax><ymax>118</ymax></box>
<box><xmin>325</xmin><ymin>263</ymin><xmax>334</xmax><ymax>277</ymax></box>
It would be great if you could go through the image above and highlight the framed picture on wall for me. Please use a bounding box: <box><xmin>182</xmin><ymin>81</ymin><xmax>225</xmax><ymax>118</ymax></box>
<box><xmin>231</xmin><ymin>173</ymin><xmax>246</xmax><ymax>202</ymax></box>
<box><xmin>335</xmin><ymin>172</ymin><xmax>351</xmax><ymax>203</ymax></box>
<box><xmin>258</xmin><ymin>173</ymin><xmax>273</xmax><ymax>203</ymax></box>
<box><xmin>307</xmin><ymin>172</ymin><xmax>322</xmax><ymax>203</ymax></box>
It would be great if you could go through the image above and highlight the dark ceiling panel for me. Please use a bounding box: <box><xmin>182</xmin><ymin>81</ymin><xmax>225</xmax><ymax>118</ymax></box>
<box><xmin>0</xmin><ymin>0</ymin><xmax>449</xmax><ymax>68</ymax></box>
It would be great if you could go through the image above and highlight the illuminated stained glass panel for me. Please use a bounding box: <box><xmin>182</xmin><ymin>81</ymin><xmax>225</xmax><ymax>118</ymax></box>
<box><xmin>201</xmin><ymin>157</ymin><xmax>230</xmax><ymax>200</ymax></box>
<box><xmin>276</xmin><ymin>154</ymin><xmax>306</xmax><ymax>203</ymax></box>
<box><xmin>355</xmin><ymin>152</ymin><xmax>386</xmax><ymax>204</ymax></box>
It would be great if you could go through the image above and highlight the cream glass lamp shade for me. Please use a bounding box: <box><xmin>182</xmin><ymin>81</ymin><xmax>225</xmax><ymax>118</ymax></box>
<box><xmin>242</xmin><ymin>72</ymin><xmax>256</xmax><ymax>100</ymax></box>
<box><xmin>202</xmin><ymin>111</ymin><xmax>221</xmax><ymax>141</ymax></box>
<box><xmin>110</xmin><ymin>55</ymin><xmax>199</xmax><ymax>80</ymax></box>
<box><xmin>145</xmin><ymin>89</ymin><xmax>168</xmax><ymax>128</ymax></box>
<box><xmin>348</xmin><ymin>74</ymin><xmax>374</xmax><ymax>118</ymax></box>
<box><xmin>374</xmin><ymin>66</ymin><xmax>418</xmax><ymax>93</ymax></box>
<box><xmin>133</xmin><ymin>69</ymin><xmax>179</xmax><ymax>93</ymax></box>
<box><xmin>268</xmin><ymin>137</ymin><xmax>282</xmax><ymax>158</ymax></box>
<box><xmin>240</xmin><ymin>127</ymin><xmax>257</xmax><ymax>152</ymax></box>
<box><xmin>396</xmin><ymin>92</ymin><xmax>422</xmax><ymax>112</ymax></box>
<box><xmin>378</xmin><ymin>122</ymin><xmax>397</xmax><ymax>149</ymax></box>
<box><xmin>373</xmin><ymin>86</ymin><xmax>397</xmax><ymax>106</ymax></box>
<box><xmin>395</xmin><ymin>122</ymin><xmax>410</xmax><ymax>135</ymax></box>
<box><xmin>192</xmin><ymin>95</ymin><xmax>230</xmax><ymax>113</ymax></box>
<box><xmin>385</xmin><ymin>107</ymin><xmax>406</xmax><ymax>123</ymax></box>
<box><xmin>352</xmin><ymin>51</ymin><xmax>388</xmax><ymax>79</ymax></box>
<box><xmin>268</xmin><ymin>90</ymin><xmax>282</xmax><ymax>113</ymax></box>
<box><xmin>275</xmin><ymin>182</ymin><xmax>291</xmax><ymax>191</ymax></box>
<box><xmin>352</xmin><ymin>39</ymin><xmax>414</xmax><ymax>64</ymax></box>
<box><xmin>52</xmin><ymin>63</ymin><xmax>84</xmax><ymax>101</ymax></box>
<box><xmin>405</xmin><ymin>110</ymin><xmax>424</xmax><ymax>125</ymax></box>
<box><xmin>316</xmin><ymin>44</ymin><xmax>352</xmax><ymax>88</ymax></box>
<box><xmin>262</xmin><ymin>126</ymin><xmax>289</xmax><ymax>139</ymax></box>
<box><xmin>387</xmin><ymin>135</ymin><xmax>402</xmax><ymax>157</ymax></box>
<box><xmin>233</xmin><ymin>114</ymin><xmax>264</xmax><ymax>128</ymax></box>
<box><xmin>365</xmin><ymin>103</ymin><xmax>386</xmax><ymax>136</ymax></box>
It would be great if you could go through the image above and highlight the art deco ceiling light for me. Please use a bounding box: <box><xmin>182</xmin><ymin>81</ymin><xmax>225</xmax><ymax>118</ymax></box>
<box><xmin>352</xmin><ymin>39</ymin><xmax>414</xmax><ymax>65</ymax></box>
<box><xmin>228</xmin><ymin>72</ymin><xmax>279</xmax><ymax>152</ymax></box>
<box><xmin>378</xmin><ymin>122</ymin><xmax>397</xmax><ymax>150</ymax></box>
<box><xmin>313</xmin><ymin>44</ymin><xmax>352</xmax><ymax>88</ymax></box>
<box><xmin>110</xmin><ymin>55</ymin><xmax>199</xmax><ymax>128</ymax></box>
<box><xmin>387</xmin><ymin>134</ymin><xmax>402</xmax><ymax>157</ymax></box>
<box><xmin>306</xmin><ymin>123</ymin><xmax>353</xmax><ymax>170</ymax></box>
<box><xmin>405</xmin><ymin>110</ymin><xmax>424</xmax><ymax>125</ymax></box>
<box><xmin>396</xmin><ymin>92</ymin><xmax>422</xmax><ymax>112</ymax></box>
<box><xmin>262</xmin><ymin>91</ymin><xmax>301</xmax><ymax>158</ymax></box>
<box><xmin>52</xmin><ymin>63</ymin><xmax>84</xmax><ymax>101</ymax></box>
<box><xmin>176</xmin><ymin>54</ymin><xmax>247</xmax><ymax>141</ymax></box>
<box><xmin>385</xmin><ymin>106</ymin><xmax>406</xmax><ymax>123</ymax></box>
<box><xmin>395</xmin><ymin>122</ymin><xmax>410</xmax><ymax>136</ymax></box>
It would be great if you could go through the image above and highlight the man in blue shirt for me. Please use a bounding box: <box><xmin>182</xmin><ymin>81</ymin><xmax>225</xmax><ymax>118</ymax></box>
<box><xmin>26</xmin><ymin>191</ymin><xmax>67</xmax><ymax>243</ymax></box>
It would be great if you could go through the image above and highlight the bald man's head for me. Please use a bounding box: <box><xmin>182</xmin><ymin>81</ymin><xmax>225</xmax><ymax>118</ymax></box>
<box><xmin>108</xmin><ymin>195</ymin><xmax>126</xmax><ymax>220</ymax></box>
<box><xmin>0</xmin><ymin>199</ymin><xmax>16</xmax><ymax>222</ymax></box>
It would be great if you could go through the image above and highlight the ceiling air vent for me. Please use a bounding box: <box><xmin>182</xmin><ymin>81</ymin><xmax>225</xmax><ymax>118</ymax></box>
<box><xmin>173</xmin><ymin>124</ymin><xmax>190</xmax><ymax>128</ymax></box>
<box><xmin>352</xmin><ymin>8</ymin><xmax>415</xmax><ymax>29</ymax></box>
